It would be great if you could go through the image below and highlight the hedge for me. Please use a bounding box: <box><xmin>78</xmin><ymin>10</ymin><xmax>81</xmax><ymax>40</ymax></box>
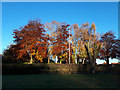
<box><xmin>2</xmin><ymin>63</ymin><xmax>120</xmax><ymax>75</ymax></box>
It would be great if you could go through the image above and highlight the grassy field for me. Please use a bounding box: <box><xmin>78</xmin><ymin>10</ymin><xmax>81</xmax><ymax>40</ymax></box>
<box><xmin>2</xmin><ymin>73</ymin><xmax>120</xmax><ymax>88</ymax></box>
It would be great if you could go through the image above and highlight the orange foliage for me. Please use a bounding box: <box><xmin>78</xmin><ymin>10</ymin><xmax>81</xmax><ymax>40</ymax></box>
<box><xmin>13</xmin><ymin>20</ymin><xmax>48</xmax><ymax>62</ymax></box>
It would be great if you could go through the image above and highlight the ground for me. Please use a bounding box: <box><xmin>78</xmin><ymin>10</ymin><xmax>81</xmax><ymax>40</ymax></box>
<box><xmin>2</xmin><ymin>73</ymin><xmax>120</xmax><ymax>88</ymax></box>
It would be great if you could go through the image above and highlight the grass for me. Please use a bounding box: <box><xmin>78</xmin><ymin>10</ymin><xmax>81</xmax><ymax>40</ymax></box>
<box><xmin>2</xmin><ymin>73</ymin><xmax>120</xmax><ymax>88</ymax></box>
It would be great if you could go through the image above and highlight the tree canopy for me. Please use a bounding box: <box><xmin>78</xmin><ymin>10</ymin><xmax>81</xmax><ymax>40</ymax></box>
<box><xmin>2</xmin><ymin>19</ymin><xmax>119</xmax><ymax>67</ymax></box>
<box><xmin>100</xmin><ymin>31</ymin><xmax>120</xmax><ymax>65</ymax></box>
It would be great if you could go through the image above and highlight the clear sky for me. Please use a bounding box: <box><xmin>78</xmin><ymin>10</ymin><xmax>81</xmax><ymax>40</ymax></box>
<box><xmin>1</xmin><ymin>2</ymin><xmax>119</xmax><ymax>63</ymax></box>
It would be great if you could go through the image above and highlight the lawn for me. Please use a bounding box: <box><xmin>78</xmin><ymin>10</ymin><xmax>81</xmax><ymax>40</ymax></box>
<box><xmin>2</xmin><ymin>73</ymin><xmax>120</xmax><ymax>88</ymax></box>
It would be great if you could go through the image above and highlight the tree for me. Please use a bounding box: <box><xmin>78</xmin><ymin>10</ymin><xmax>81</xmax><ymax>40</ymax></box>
<box><xmin>77</xmin><ymin>22</ymin><xmax>102</xmax><ymax>73</ymax></box>
<box><xmin>52</xmin><ymin>24</ymin><xmax>70</xmax><ymax>64</ymax></box>
<box><xmin>78</xmin><ymin>44</ymin><xmax>87</xmax><ymax>64</ymax></box>
<box><xmin>2</xmin><ymin>44</ymin><xmax>21</xmax><ymax>63</ymax></box>
<box><xmin>100</xmin><ymin>31</ymin><xmax>120</xmax><ymax>65</ymax></box>
<box><xmin>70</xmin><ymin>23</ymin><xmax>90</xmax><ymax>64</ymax></box>
<box><xmin>13</xmin><ymin>20</ymin><xmax>48</xmax><ymax>64</ymax></box>
<box><xmin>45</xmin><ymin>21</ymin><xmax>71</xmax><ymax>64</ymax></box>
<box><xmin>70</xmin><ymin>23</ymin><xmax>80</xmax><ymax>64</ymax></box>
<box><xmin>45</xmin><ymin>21</ymin><xmax>62</xmax><ymax>63</ymax></box>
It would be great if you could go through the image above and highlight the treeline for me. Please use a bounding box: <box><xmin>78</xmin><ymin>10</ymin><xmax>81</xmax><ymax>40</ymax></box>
<box><xmin>2</xmin><ymin>19</ymin><xmax>120</xmax><ymax>73</ymax></box>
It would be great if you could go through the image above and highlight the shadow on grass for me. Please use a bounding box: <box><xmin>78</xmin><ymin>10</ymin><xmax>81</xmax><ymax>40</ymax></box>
<box><xmin>2</xmin><ymin>73</ymin><xmax>120</xmax><ymax>88</ymax></box>
<box><xmin>2</xmin><ymin>63</ymin><xmax>120</xmax><ymax>88</ymax></box>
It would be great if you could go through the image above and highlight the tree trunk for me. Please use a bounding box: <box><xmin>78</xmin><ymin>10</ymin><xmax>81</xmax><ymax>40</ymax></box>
<box><xmin>91</xmin><ymin>49</ymin><xmax>97</xmax><ymax>74</ymax></box>
<box><xmin>29</xmin><ymin>54</ymin><xmax>33</xmax><ymax>64</ymax></box>
<box><xmin>75</xmin><ymin>53</ymin><xmax>77</xmax><ymax>64</ymax></box>
<box><xmin>48</xmin><ymin>45</ymin><xmax>50</xmax><ymax>64</ymax></box>
<box><xmin>106</xmin><ymin>58</ymin><xmax>109</xmax><ymax>65</ymax></box>
<box><xmin>55</xmin><ymin>56</ymin><xmax>58</xmax><ymax>63</ymax></box>
<box><xmin>90</xmin><ymin>57</ymin><xmax>95</xmax><ymax>74</ymax></box>
<box><xmin>48</xmin><ymin>55</ymin><xmax>50</xmax><ymax>64</ymax></box>
<box><xmin>75</xmin><ymin>41</ymin><xmax>77</xmax><ymax>64</ymax></box>
<box><xmin>90</xmin><ymin>58</ymin><xmax>96</xmax><ymax>74</ymax></box>
<box><xmin>75</xmin><ymin>48</ymin><xmax>77</xmax><ymax>64</ymax></box>
<box><xmin>82</xmin><ymin>58</ymin><xmax>85</xmax><ymax>64</ymax></box>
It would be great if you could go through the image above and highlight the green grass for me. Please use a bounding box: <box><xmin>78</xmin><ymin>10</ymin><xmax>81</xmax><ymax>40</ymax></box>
<box><xmin>2</xmin><ymin>73</ymin><xmax>120</xmax><ymax>88</ymax></box>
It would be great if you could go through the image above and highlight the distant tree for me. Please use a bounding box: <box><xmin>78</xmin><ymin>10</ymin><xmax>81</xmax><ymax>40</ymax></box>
<box><xmin>2</xmin><ymin>44</ymin><xmax>20</xmax><ymax>63</ymax></box>
<box><xmin>13</xmin><ymin>20</ymin><xmax>48</xmax><ymax>64</ymax></box>
<box><xmin>100</xmin><ymin>31</ymin><xmax>120</xmax><ymax>65</ymax></box>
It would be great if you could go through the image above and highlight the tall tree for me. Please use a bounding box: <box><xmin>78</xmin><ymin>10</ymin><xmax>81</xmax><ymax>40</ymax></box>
<box><xmin>45</xmin><ymin>21</ymin><xmax>71</xmax><ymax>64</ymax></box>
<box><xmin>77</xmin><ymin>22</ymin><xmax>102</xmax><ymax>73</ymax></box>
<box><xmin>52</xmin><ymin>24</ymin><xmax>70</xmax><ymax>64</ymax></box>
<box><xmin>70</xmin><ymin>24</ymin><xmax>80</xmax><ymax>64</ymax></box>
<box><xmin>45</xmin><ymin>21</ymin><xmax>62</xmax><ymax>63</ymax></box>
<box><xmin>100</xmin><ymin>31</ymin><xmax>120</xmax><ymax>65</ymax></box>
<box><xmin>13</xmin><ymin>20</ymin><xmax>48</xmax><ymax>64</ymax></box>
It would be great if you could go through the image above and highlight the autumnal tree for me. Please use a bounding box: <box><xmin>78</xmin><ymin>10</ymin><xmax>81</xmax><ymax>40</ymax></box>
<box><xmin>78</xmin><ymin>44</ymin><xmax>87</xmax><ymax>64</ymax></box>
<box><xmin>45</xmin><ymin>21</ymin><xmax>62</xmax><ymax>63</ymax></box>
<box><xmin>70</xmin><ymin>23</ymin><xmax>89</xmax><ymax>64</ymax></box>
<box><xmin>45</xmin><ymin>34</ymin><xmax>51</xmax><ymax>63</ymax></box>
<box><xmin>70</xmin><ymin>23</ymin><xmax>93</xmax><ymax>64</ymax></box>
<box><xmin>75</xmin><ymin>22</ymin><xmax>102</xmax><ymax>73</ymax></box>
<box><xmin>2</xmin><ymin>44</ymin><xmax>22</xmax><ymax>63</ymax></box>
<box><xmin>100</xmin><ymin>31</ymin><xmax>120</xmax><ymax>65</ymax></box>
<box><xmin>13</xmin><ymin>20</ymin><xmax>48</xmax><ymax>64</ymax></box>
<box><xmin>70</xmin><ymin>24</ymin><xmax>80</xmax><ymax>64</ymax></box>
<box><xmin>53</xmin><ymin>24</ymin><xmax>71</xmax><ymax>64</ymax></box>
<box><xmin>45</xmin><ymin>21</ymin><xmax>71</xmax><ymax>64</ymax></box>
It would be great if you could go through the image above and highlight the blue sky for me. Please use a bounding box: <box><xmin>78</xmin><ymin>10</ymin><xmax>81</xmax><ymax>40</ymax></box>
<box><xmin>1</xmin><ymin>2</ymin><xmax>119</xmax><ymax>63</ymax></box>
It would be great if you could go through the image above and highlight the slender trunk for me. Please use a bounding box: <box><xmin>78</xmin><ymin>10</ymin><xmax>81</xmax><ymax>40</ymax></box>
<box><xmin>48</xmin><ymin>55</ymin><xmax>50</xmax><ymax>64</ymax></box>
<box><xmin>106</xmin><ymin>58</ymin><xmax>110</xmax><ymax>72</ymax></box>
<box><xmin>106</xmin><ymin>58</ymin><xmax>109</xmax><ymax>65</ymax></box>
<box><xmin>82</xmin><ymin>58</ymin><xmax>85</xmax><ymax>64</ymax></box>
<box><xmin>55</xmin><ymin>56</ymin><xmax>58</xmax><ymax>64</ymax></box>
<box><xmin>75</xmin><ymin>47</ymin><xmax>77</xmax><ymax>64</ymax></box>
<box><xmin>74</xmin><ymin>39</ymin><xmax>77</xmax><ymax>64</ymax></box>
<box><xmin>29</xmin><ymin>54</ymin><xmax>33</xmax><ymax>64</ymax></box>
<box><xmin>75</xmin><ymin>52</ymin><xmax>77</xmax><ymax>64</ymax></box>
<box><xmin>48</xmin><ymin>45</ymin><xmax>50</xmax><ymax>64</ymax></box>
